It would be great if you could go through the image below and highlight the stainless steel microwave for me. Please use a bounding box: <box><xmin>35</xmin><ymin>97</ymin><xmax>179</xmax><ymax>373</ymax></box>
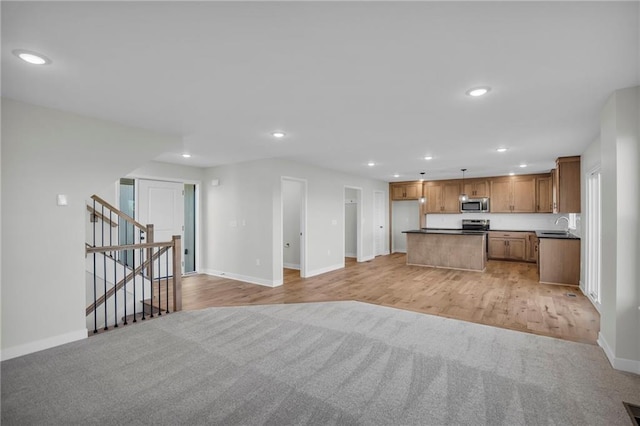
<box><xmin>460</xmin><ymin>198</ymin><xmax>490</xmax><ymax>213</ymax></box>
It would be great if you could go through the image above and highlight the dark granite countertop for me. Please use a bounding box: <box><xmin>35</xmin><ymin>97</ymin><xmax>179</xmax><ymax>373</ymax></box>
<box><xmin>535</xmin><ymin>230</ymin><xmax>580</xmax><ymax>240</ymax></box>
<box><xmin>402</xmin><ymin>228</ymin><xmax>487</xmax><ymax>235</ymax></box>
<box><xmin>488</xmin><ymin>229</ymin><xmax>536</xmax><ymax>233</ymax></box>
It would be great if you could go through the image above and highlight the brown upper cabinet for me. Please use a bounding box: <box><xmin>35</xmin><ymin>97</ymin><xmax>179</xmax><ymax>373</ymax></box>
<box><xmin>554</xmin><ymin>156</ymin><xmax>581</xmax><ymax>213</ymax></box>
<box><xmin>490</xmin><ymin>176</ymin><xmax>536</xmax><ymax>213</ymax></box>
<box><xmin>536</xmin><ymin>175</ymin><xmax>553</xmax><ymax>213</ymax></box>
<box><xmin>391</xmin><ymin>161</ymin><xmax>580</xmax><ymax>214</ymax></box>
<box><xmin>423</xmin><ymin>180</ymin><xmax>460</xmax><ymax>213</ymax></box>
<box><xmin>390</xmin><ymin>182</ymin><xmax>423</xmax><ymax>200</ymax></box>
<box><xmin>462</xmin><ymin>179</ymin><xmax>490</xmax><ymax>198</ymax></box>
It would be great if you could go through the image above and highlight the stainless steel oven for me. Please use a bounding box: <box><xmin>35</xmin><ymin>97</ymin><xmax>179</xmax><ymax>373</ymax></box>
<box><xmin>461</xmin><ymin>219</ymin><xmax>490</xmax><ymax>232</ymax></box>
<box><xmin>462</xmin><ymin>219</ymin><xmax>490</xmax><ymax>252</ymax></box>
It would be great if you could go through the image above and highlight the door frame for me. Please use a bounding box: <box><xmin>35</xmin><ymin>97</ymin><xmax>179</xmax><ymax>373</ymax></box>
<box><xmin>343</xmin><ymin>186</ymin><xmax>363</xmax><ymax>263</ymax></box>
<box><xmin>183</xmin><ymin>183</ymin><xmax>197</xmax><ymax>274</ymax></box>
<box><xmin>281</xmin><ymin>177</ymin><xmax>308</xmax><ymax>279</ymax></box>
<box><xmin>584</xmin><ymin>165</ymin><xmax>602</xmax><ymax>311</ymax></box>
<box><xmin>122</xmin><ymin>174</ymin><xmax>201</xmax><ymax>275</ymax></box>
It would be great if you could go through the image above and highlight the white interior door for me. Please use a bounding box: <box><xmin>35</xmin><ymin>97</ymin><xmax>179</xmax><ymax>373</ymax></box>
<box><xmin>137</xmin><ymin>179</ymin><xmax>185</xmax><ymax>276</ymax></box>
<box><xmin>374</xmin><ymin>191</ymin><xmax>386</xmax><ymax>256</ymax></box>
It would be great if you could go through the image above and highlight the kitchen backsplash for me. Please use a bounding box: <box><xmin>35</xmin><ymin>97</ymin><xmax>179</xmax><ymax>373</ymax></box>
<box><xmin>425</xmin><ymin>213</ymin><xmax>578</xmax><ymax>232</ymax></box>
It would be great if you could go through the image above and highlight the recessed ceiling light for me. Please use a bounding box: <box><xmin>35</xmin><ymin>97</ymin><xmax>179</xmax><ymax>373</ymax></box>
<box><xmin>367</xmin><ymin>162</ymin><xmax>375</xmax><ymax>167</ymax></box>
<box><xmin>182</xmin><ymin>153</ymin><xmax>191</xmax><ymax>158</ymax></box>
<box><xmin>519</xmin><ymin>164</ymin><xmax>527</xmax><ymax>168</ymax></box>
<box><xmin>393</xmin><ymin>174</ymin><xmax>400</xmax><ymax>178</ymax></box>
<box><xmin>272</xmin><ymin>131</ymin><xmax>286</xmax><ymax>138</ymax></box>
<box><xmin>466</xmin><ymin>86</ymin><xmax>491</xmax><ymax>97</ymax></box>
<box><xmin>496</xmin><ymin>148</ymin><xmax>508</xmax><ymax>152</ymax></box>
<box><xmin>12</xmin><ymin>49</ymin><xmax>51</xmax><ymax>65</ymax></box>
<box><xmin>424</xmin><ymin>156</ymin><xmax>433</xmax><ymax>160</ymax></box>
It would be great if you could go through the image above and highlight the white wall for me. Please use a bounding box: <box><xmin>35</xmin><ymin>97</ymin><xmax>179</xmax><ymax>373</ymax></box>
<box><xmin>0</xmin><ymin>98</ymin><xmax>3</xmax><ymax>355</ymax></box>
<box><xmin>598</xmin><ymin>86</ymin><xmax>640</xmax><ymax>374</ymax></box>
<box><xmin>425</xmin><ymin>213</ymin><xmax>569</xmax><ymax>232</ymax></box>
<box><xmin>129</xmin><ymin>160</ymin><xmax>205</xmax><ymax>184</ymax></box>
<box><xmin>202</xmin><ymin>158</ymin><xmax>388</xmax><ymax>286</ymax></box>
<box><xmin>1</xmin><ymin>99</ymin><xmax>179</xmax><ymax>360</ymax></box>
<box><xmin>392</xmin><ymin>200</ymin><xmax>420</xmax><ymax>253</ymax></box>
<box><xmin>283</xmin><ymin>179</ymin><xmax>302</xmax><ymax>268</ymax></box>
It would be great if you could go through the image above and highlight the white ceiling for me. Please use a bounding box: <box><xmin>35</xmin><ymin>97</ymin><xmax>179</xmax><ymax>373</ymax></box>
<box><xmin>2</xmin><ymin>1</ymin><xmax>638</xmax><ymax>181</ymax></box>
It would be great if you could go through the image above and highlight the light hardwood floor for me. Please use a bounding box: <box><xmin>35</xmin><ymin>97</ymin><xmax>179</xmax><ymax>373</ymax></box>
<box><xmin>154</xmin><ymin>253</ymin><xmax>600</xmax><ymax>344</ymax></box>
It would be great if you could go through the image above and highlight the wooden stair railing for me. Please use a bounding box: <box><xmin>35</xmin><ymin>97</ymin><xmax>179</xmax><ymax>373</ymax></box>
<box><xmin>87</xmin><ymin>205</ymin><xmax>118</xmax><ymax>228</ymax></box>
<box><xmin>86</xmin><ymin>194</ymin><xmax>181</xmax><ymax>333</ymax></box>
<box><xmin>89</xmin><ymin>194</ymin><xmax>148</xmax><ymax>233</ymax></box>
<box><xmin>85</xmin><ymin>244</ymin><xmax>171</xmax><ymax>316</ymax></box>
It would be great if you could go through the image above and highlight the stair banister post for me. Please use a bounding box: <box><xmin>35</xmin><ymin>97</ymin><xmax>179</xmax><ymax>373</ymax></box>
<box><xmin>172</xmin><ymin>235</ymin><xmax>182</xmax><ymax>312</ymax></box>
<box><xmin>145</xmin><ymin>224</ymin><xmax>154</xmax><ymax>279</ymax></box>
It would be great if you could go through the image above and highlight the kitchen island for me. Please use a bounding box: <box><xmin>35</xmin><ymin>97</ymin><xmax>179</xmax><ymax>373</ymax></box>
<box><xmin>403</xmin><ymin>229</ymin><xmax>487</xmax><ymax>271</ymax></box>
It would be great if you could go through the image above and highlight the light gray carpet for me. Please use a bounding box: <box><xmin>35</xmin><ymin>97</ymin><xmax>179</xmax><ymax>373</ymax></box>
<box><xmin>2</xmin><ymin>301</ymin><xmax>639</xmax><ymax>425</ymax></box>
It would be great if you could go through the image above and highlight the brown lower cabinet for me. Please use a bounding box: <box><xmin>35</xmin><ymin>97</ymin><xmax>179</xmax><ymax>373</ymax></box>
<box><xmin>487</xmin><ymin>231</ymin><xmax>526</xmax><ymax>261</ymax></box>
<box><xmin>538</xmin><ymin>238</ymin><xmax>580</xmax><ymax>285</ymax></box>
<box><xmin>525</xmin><ymin>232</ymin><xmax>539</xmax><ymax>262</ymax></box>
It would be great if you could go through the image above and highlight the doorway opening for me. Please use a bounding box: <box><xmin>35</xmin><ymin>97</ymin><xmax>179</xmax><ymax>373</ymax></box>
<box><xmin>126</xmin><ymin>178</ymin><xmax>199</xmax><ymax>276</ymax></box>
<box><xmin>344</xmin><ymin>187</ymin><xmax>362</xmax><ymax>263</ymax></box>
<box><xmin>282</xmin><ymin>177</ymin><xmax>307</xmax><ymax>281</ymax></box>
<box><xmin>184</xmin><ymin>184</ymin><xmax>196</xmax><ymax>274</ymax></box>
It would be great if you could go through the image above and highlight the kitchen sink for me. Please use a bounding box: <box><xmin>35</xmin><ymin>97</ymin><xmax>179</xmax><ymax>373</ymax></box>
<box><xmin>536</xmin><ymin>230</ymin><xmax>579</xmax><ymax>239</ymax></box>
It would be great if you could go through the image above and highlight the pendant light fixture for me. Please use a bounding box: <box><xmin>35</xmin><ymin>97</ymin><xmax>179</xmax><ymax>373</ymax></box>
<box><xmin>419</xmin><ymin>172</ymin><xmax>426</xmax><ymax>204</ymax></box>
<box><xmin>459</xmin><ymin>168</ymin><xmax>468</xmax><ymax>202</ymax></box>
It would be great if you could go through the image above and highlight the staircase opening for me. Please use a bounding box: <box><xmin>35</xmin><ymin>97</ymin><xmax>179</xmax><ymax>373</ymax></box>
<box><xmin>86</xmin><ymin>194</ymin><xmax>182</xmax><ymax>334</ymax></box>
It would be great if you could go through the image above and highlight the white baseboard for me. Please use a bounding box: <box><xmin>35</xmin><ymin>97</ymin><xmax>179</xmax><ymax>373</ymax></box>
<box><xmin>1</xmin><ymin>328</ymin><xmax>88</xmax><ymax>361</ymax></box>
<box><xmin>359</xmin><ymin>255</ymin><xmax>375</xmax><ymax>262</ymax></box>
<box><xmin>598</xmin><ymin>332</ymin><xmax>640</xmax><ymax>374</ymax></box>
<box><xmin>393</xmin><ymin>249</ymin><xmax>407</xmax><ymax>254</ymax></box>
<box><xmin>305</xmin><ymin>263</ymin><xmax>344</xmax><ymax>278</ymax></box>
<box><xmin>345</xmin><ymin>253</ymin><xmax>357</xmax><ymax>258</ymax></box>
<box><xmin>202</xmin><ymin>269</ymin><xmax>282</xmax><ymax>288</ymax></box>
<box><xmin>283</xmin><ymin>263</ymin><xmax>300</xmax><ymax>270</ymax></box>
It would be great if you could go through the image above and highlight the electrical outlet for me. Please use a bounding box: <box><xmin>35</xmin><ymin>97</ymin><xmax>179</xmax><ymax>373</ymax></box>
<box><xmin>256</xmin><ymin>259</ymin><xmax>260</xmax><ymax>266</ymax></box>
<box><xmin>327</xmin><ymin>249</ymin><xmax>331</xmax><ymax>255</ymax></box>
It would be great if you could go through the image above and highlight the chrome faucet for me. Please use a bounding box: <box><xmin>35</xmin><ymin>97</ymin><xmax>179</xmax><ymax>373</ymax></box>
<box><xmin>555</xmin><ymin>216</ymin><xmax>570</xmax><ymax>231</ymax></box>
